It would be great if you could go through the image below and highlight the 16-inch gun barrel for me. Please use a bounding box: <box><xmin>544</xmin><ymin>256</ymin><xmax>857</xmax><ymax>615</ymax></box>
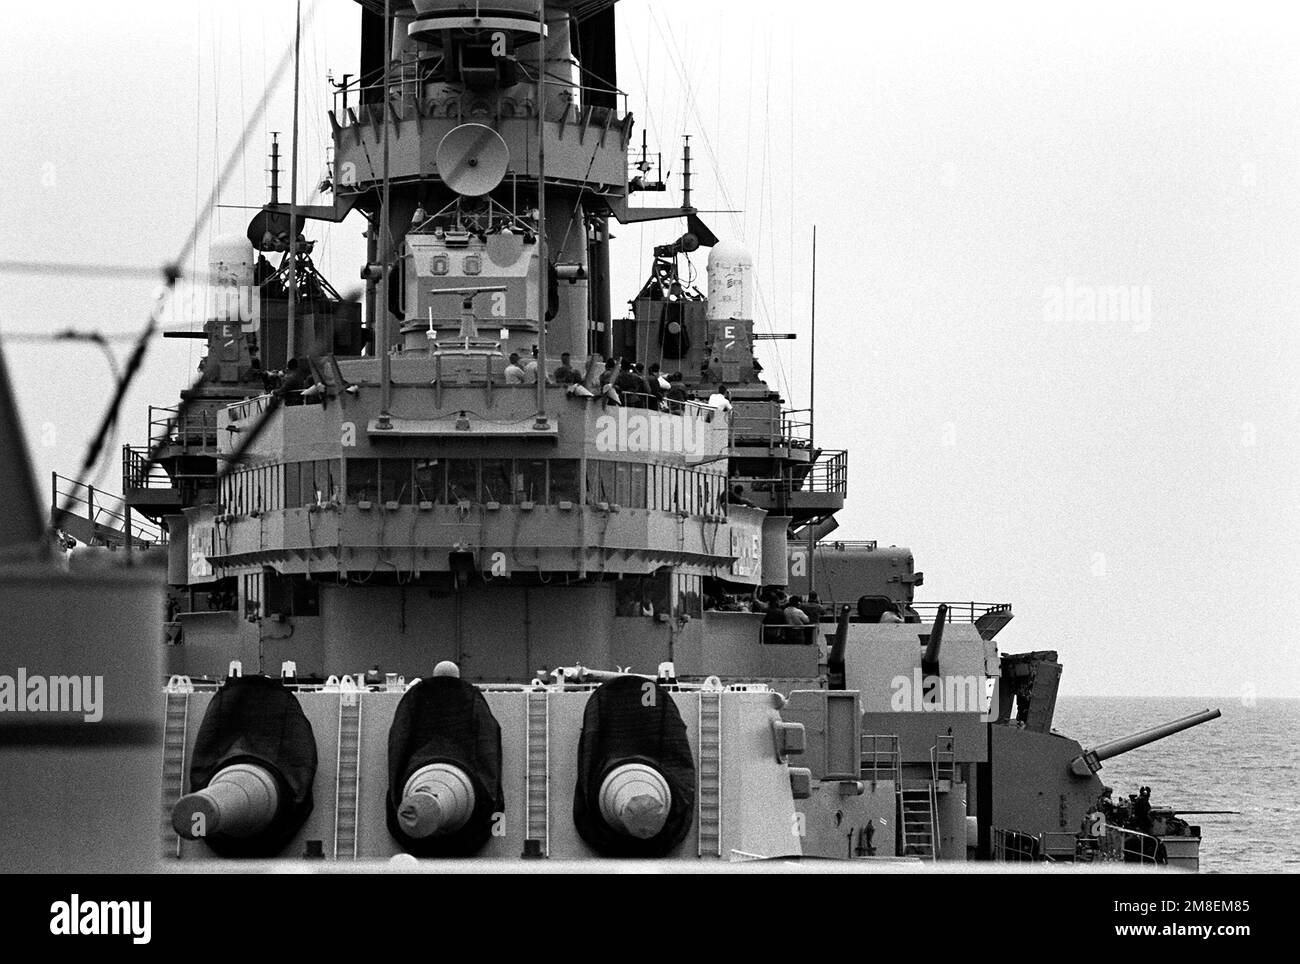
<box><xmin>1070</xmin><ymin>708</ymin><xmax>1221</xmax><ymax>776</ymax></box>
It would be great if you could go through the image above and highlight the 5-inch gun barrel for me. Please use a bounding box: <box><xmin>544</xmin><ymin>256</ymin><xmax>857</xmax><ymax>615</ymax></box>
<box><xmin>1070</xmin><ymin>708</ymin><xmax>1221</xmax><ymax>776</ymax></box>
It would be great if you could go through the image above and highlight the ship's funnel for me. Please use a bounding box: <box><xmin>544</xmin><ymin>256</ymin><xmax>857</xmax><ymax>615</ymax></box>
<box><xmin>598</xmin><ymin>763</ymin><xmax>672</xmax><ymax>839</ymax></box>
<box><xmin>171</xmin><ymin>762</ymin><xmax>280</xmax><ymax>840</ymax></box>
<box><xmin>1070</xmin><ymin>708</ymin><xmax>1221</xmax><ymax>777</ymax></box>
<box><xmin>398</xmin><ymin>763</ymin><xmax>477</xmax><ymax>838</ymax></box>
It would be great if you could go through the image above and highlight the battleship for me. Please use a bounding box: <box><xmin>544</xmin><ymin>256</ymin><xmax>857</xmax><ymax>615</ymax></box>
<box><xmin>0</xmin><ymin>0</ymin><xmax>1223</xmax><ymax>870</ymax></box>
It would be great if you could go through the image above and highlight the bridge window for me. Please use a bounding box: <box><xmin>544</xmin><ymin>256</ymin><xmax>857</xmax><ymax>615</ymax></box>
<box><xmin>675</xmin><ymin>573</ymin><xmax>702</xmax><ymax>618</ymax></box>
<box><xmin>630</xmin><ymin>463</ymin><xmax>647</xmax><ymax>509</ymax></box>
<box><xmin>550</xmin><ymin>459</ymin><xmax>579</xmax><ymax>503</ymax></box>
<box><xmin>414</xmin><ymin>458</ymin><xmax>445</xmax><ymax>504</ymax></box>
<box><xmin>380</xmin><ymin>459</ymin><xmax>411</xmax><ymax>504</ymax></box>
<box><xmin>586</xmin><ymin>459</ymin><xmax>615</xmax><ymax>505</ymax></box>
<box><xmin>283</xmin><ymin>463</ymin><xmax>299</xmax><ymax>509</ymax></box>
<box><xmin>615</xmin><ymin>571</ymin><xmax>672</xmax><ymax>618</ymax></box>
<box><xmin>447</xmin><ymin>459</ymin><xmax>478</xmax><ymax>503</ymax></box>
<box><xmin>516</xmin><ymin>458</ymin><xmax>547</xmax><ymax>503</ymax></box>
<box><xmin>481</xmin><ymin>458</ymin><xmax>514</xmax><ymax>504</ymax></box>
<box><xmin>615</xmin><ymin>461</ymin><xmax>630</xmax><ymax>506</ymax></box>
<box><xmin>346</xmin><ymin>459</ymin><xmax>379</xmax><ymax>503</ymax></box>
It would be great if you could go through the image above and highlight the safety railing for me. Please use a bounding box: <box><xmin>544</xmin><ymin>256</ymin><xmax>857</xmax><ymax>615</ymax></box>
<box><xmin>931</xmin><ymin>735</ymin><xmax>956</xmax><ymax>785</ymax></box>
<box><xmin>1077</xmin><ymin>825</ymin><xmax>1163</xmax><ymax>865</ymax></box>
<box><xmin>991</xmin><ymin>827</ymin><xmax>1047</xmax><ymax>862</ymax></box>
<box><xmin>332</xmin><ymin>63</ymin><xmax>628</xmax><ymax>129</ymax></box>
<box><xmin>729</xmin><ymin>406</ymin><xmax>815</xmax><ymax>448</ymax></box>
<box><xmin>226</xmin><ymin>393</ymin><xmax>273</xmax><ymax>423</ymax></box>
<box><xmin>122</xmin><ymin>445</ymin><xmax>215</xmax><ymax>493</ymax></box>
<box><xmin>51</xmin><ymin>473</ymin><xmax>164</xmax><ymax>546</ymax></box>
<box><xmin>741</xmin><ymin>450</ymin><xmax>848</xmax><ymax>499</ymax></box>
<box><xmin>860</xmin><ymin>734</ymin><xmax>902</xmax><ymax>785</ymax></box>
<box><xmin>147</xmin><ymin>404</ymin><xmax>219</xmax><ymax>451</ymax></box>
<box><xmin>911</xmin><ymin>601</ymin><xmax>1013</xmax><ymax>624</ymax></box>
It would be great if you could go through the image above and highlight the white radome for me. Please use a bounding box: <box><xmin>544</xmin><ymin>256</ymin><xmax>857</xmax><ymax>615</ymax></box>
<box><xmin>706</xmin><ymin>240</ymin><xmax>754</xmax><ymax>321</ymax></box>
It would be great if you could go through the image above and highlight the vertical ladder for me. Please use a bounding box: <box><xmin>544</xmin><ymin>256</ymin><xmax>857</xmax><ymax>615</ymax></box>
<box><xmin>159</xmin><ymin>690</ymin><xmax>190</xmax><ymax>858</ymax></box>
<box><xmin>899</xmin><ymin>785</ymin><xmax>938</xmax><ymax>860</ymax></box>
<box><xmin>697</xmin><ymin>691</ymin><xmax>722</xmax><ymax>857</ymax></box>
<box><xmin>333</xmin><ymin>693</ymin><xmax>363</xmax><ymax>859</ymax></box>
<box><xmin>524</xmin><ymin>690</ymin><xmax>550</xmax><ymax>854</ymax></box>
<box><xmin>932</xmin><ymin>734</ymin><xmax>956</xmax><ymax>786</ymax></box>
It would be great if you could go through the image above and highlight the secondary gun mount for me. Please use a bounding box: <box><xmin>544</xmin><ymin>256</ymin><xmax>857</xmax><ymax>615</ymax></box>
<box><xmin>1070</xmin><ymin>708</ymin><xmax>1221</xmax><ymax>777</ymax></box>
<box><xmin>922</xmin><ymin>603</ymin><xmax>947</xmax><ymax>677</ymax></box>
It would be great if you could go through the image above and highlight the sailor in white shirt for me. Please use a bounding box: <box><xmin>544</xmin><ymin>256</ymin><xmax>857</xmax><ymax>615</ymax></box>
<box><xmin>504</xmin><ymin>352</ymin><xmax>526</xmax><ymax>384</ymax></box>
<box><xmin>707</xmin><ymin>386</ymin><xmax>732</xmax><ymax>412</ymax></box>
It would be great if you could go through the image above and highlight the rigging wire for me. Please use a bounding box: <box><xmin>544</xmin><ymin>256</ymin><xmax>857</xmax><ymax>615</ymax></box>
<box><xmin>649</xmin><ymin>8</ymin><xmax>793</xmax><ymax>403</ymax></box>
<box><xmin>56</xmin><ymin>2</ymin><xmax>321</xmax><ymax>520</ymax></box>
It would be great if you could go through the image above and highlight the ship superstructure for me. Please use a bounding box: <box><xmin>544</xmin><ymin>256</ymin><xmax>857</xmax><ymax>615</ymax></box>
<box><xmin>15</xmin><ymin>0</ymin><xmax>1222</xmax><ymax>867</ymax></box>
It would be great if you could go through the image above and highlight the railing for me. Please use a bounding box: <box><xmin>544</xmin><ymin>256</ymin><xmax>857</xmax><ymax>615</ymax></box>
<box><xmin>147</xmin><ymin>404</ymin><xmax>218</xmax><ymax>451</ymax></box>
<box><xmin>122</xmin><ymin>445</ymin><xmax>213</xmax><ymax>493</ymax></box>
<box><xmin>911</xmin><ymin>601</ymin><xmax>1013</xmax><ymax>624</ymax></box>
<box><xmin>729</xmin><ymin>406</ymin><xmax>814</xmax><ymax>448</ymax></box>
<box><xmin>331</xmin><ymin>61</ymin><xmax>629</xmax><ymax>129</ymax></box>
<box><xmin>226</xmin><ymin>393</ymin><xmax>273</xmax><ymax>423</ymax></box>
<box><xmin>1077</xmin><ymin>825</ymin><xmax>1163</xmax><ymax>865</ymax></box>
<box><xmin>741</xmin><ymin>449</ymin><xmax>848</xmax><ymax>500</ymax></box>
<box><xmin>611</xmin><ymin>391</ymin><xmax>719</xmax><ymax>419</ymax></box>
<box><xmin>991</xmin><ymin>827</ymin><xmax>1047</xmax><ymax>862</ymax></box>
<box><xmin>51</xmin><ymin>473</ymin><xmax>164</xmax><ymax>547</ymax></box>
<box><xmin>860</xmin><ymin>734</ymin><xmax>902</xmax><ymax>785</ymax></box>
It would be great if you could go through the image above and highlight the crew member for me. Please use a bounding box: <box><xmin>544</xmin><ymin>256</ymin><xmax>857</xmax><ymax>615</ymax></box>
<box><xmin>504</xmin><ymin>352</ymin><xmax>526</xmax><ymax>384</ymax></box>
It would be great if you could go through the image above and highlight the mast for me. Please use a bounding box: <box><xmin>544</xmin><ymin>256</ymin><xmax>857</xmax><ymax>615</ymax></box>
<box><xmin>534</xmin><ymin>0</ymin><xmax>548</xmax><ymax>419</ymax></box>
<box><xmin>807</xmin><ymin>225</ymin><xmax>817</xmax><ymax>596</ymax></box>
<box><xmin>809</xmin><ymin>224</ymin><xmax>816</xmax><ymax>445</ymax></box>
<box><xmin>378</xmin><ymin>0</ymin><xmax>393</xmax><ymax>425</ymax></box>
<box><xmin>286</xmin><ymin>0</ymin><xmax>302</xmax><ymax>362</ymax></box>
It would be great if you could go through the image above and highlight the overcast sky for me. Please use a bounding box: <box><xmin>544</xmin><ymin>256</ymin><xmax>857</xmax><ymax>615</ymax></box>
<box><xmin>1</xmin><ymin>0</ymin><xmax>1296</xmax><ymax>697</ymax></box>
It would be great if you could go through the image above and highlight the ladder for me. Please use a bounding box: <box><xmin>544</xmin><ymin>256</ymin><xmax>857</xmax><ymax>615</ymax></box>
<box><xmin>524</xmin><ymin>690</ymin><xmax>550</xmax><ymax>854</ymax></box>
<box><xmin>932</xmin><ymin>734</ymin><xmax>956</xmax><ymax>786</ymax></box>
<box><xmin>159</xmin><ymin>690</ymin><xmax>190</xmax><ymax>858</ymax></box>
<box><xmin>899</xmin><ymin>784</ymin><xmax>939</xmax><ymax>860</ymax></box>
<box><xmin>697</xmin><ymin>691</ymin><xmax>722</xmax><ymax>857</ymax></box>
<box><xmin>333</xmin><ymin>693</ymin><xmax>363</xmax><ymax>859</ymax></box>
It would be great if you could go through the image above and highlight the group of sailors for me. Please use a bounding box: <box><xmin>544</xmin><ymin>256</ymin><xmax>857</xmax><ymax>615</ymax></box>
<box><xmin>1091</xmin><ymin>785</ymin><xmax>1155</xmax><ymax>835</ymax></box>
<box><xmin>704</xmin><ymin>587</ymin><xmax>826</xmax><ymax>642</ymax></box>
<box><xmin>504</xmin><ymin>348</ymin><xmax>732</xmax><ymax>415</ymax></box>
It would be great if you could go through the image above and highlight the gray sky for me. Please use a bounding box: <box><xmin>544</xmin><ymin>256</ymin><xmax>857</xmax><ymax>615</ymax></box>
<box><xmin>2</xmin><ymin>0</ymin><xmax>1296</xmax><ymax>697</ymax></box>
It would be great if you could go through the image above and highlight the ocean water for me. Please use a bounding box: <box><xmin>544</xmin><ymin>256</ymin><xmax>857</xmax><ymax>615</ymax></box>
<box><xmin>1052</xmin><ymin>696</ymin><xmax>1299</xmax><ymax>873</ymax></box>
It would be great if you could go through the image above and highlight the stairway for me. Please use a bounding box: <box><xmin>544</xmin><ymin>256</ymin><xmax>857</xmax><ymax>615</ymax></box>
<box><xmin>525</xmin><ymin>690</ymin><xmax>550</xmax><ymax>854</ymax></box>
<box><xmin>333</xmin><ymin>695</ymin><xmax>362</xmax><ymax>859</ymax></box>
<box><xmin>697</xmin><ymin>691</ymin><xmax>722</xmax><ymax>857</ymax></box>
<box><xmin>899</xmin><ymin>785</ymin><xmax>939</xmax><ymax>860</ymax></box>
<box><xmin>159</xmin><ymin>690</ymin><xmax>190</xmax><ymax>858</ymax></box>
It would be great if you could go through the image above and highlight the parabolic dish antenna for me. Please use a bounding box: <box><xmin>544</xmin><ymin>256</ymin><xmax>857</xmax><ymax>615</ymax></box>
<box><xmin>435</xmin><ymin>123</ymin><xmax>510</xmax><ymax>197</ymax></box>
